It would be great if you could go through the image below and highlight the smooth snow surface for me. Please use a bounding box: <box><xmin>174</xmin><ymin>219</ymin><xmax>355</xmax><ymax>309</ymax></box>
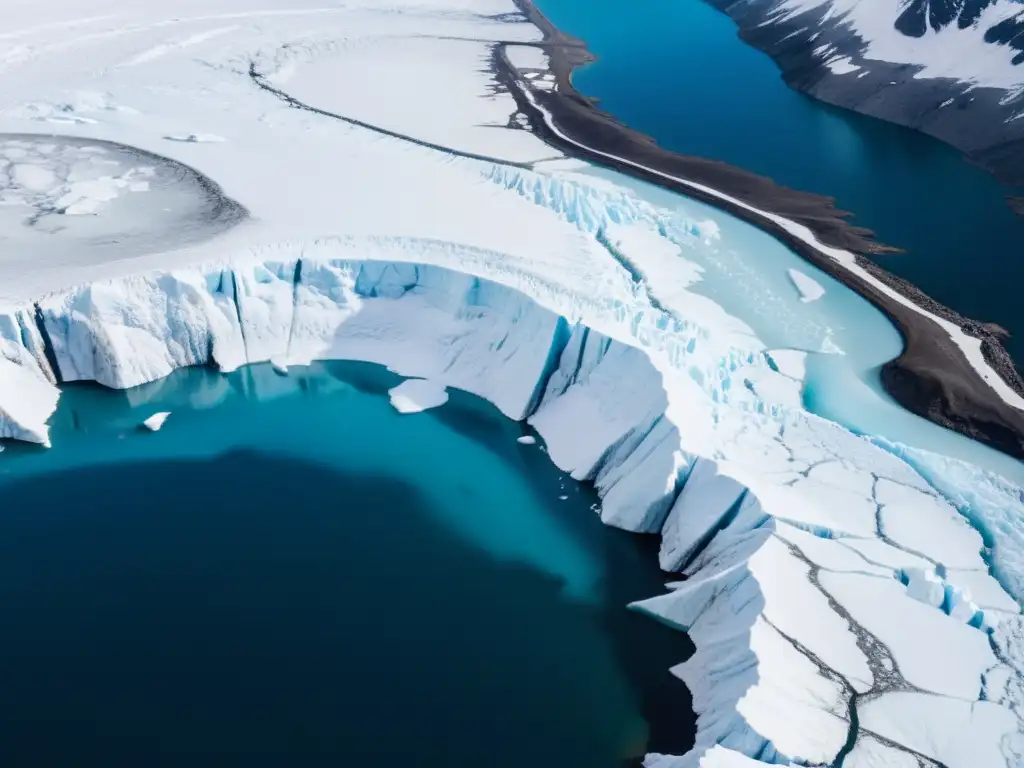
<box><xmin>389</xmin><ymin>378</ymin><xmax>450</xmax><ymax>414</ymax></box>
<box><xmin>0</xmin><ymin>0</ymin><xmax>1021</xmax><ymax>766</ymax></box>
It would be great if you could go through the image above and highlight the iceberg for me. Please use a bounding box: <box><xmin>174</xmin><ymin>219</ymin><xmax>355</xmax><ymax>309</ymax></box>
<box><xmin>142</xmin><ymin>411</ymin><xmax>171</xmax><ymax>432</ymax></box>
<box><xmin>787</xmin><ymin>268</ymin><xmax>825</xmax><ymax>303</ymax></box>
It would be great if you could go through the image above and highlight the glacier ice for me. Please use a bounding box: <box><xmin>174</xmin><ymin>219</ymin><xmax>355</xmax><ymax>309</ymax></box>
<box><xmin>0</xmin><ymin>304</ymin><xmax>59</xmax><ymax>445</ymax></box>
<box><xmin>5</xmin><ymin>251</ymin><xmax>1020</xmax><ymax>766</ymax></box>
<box><xmin>0</xmin><ymin>0</ymin><xmax>1020</xmax><ymax>764</ymax></box>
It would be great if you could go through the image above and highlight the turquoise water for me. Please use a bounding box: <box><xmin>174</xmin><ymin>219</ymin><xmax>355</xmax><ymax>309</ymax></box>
<box><xmin>579</xmin><ymin>164</ymin><xmax>1024</xmax><ymax>484</ymax></box>
<box><xmin>535</xmin><ymin>0</ymin><xmax>1024</xmax><ymax>363</ymax></box>
<box><xmin>0</xmin><ymin>361</ymin><xmax>693</xmax><ymax>766</ymax></box>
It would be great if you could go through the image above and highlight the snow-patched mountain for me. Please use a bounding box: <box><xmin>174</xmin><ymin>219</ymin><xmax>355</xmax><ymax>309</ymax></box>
<box><xmin>709</xmin><ymin>0</ymin><xmax>1024</xmax><ymax>183</ymax></box>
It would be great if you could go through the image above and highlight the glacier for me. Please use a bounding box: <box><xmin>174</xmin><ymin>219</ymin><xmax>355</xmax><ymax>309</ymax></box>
<box><xmin>4</xmin><ymin>248</ymin><xmax>1022</xmax><ymax>766</ymax></box>
<box><xmin>0</xmin><ymin>0</ymin><xmax>1021</xmax><ymax>764</ymax></box>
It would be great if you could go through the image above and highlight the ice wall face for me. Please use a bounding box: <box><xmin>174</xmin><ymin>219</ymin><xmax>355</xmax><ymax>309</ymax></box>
<box><xmin>0</xmin><ymin>304</ymin><xmax>58</xmax><ymax>445</ymax></box>
<box><xmin>5</xmin><ymin>255</ymin><xmax>1024</xmax><ymax>766</ymax></box>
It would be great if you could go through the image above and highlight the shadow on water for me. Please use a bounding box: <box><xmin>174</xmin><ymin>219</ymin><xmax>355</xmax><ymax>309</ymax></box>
<box><xmin>0</xmin><ymin>442</ymin><xmax>695</xmax><ymax>766</ymax></box>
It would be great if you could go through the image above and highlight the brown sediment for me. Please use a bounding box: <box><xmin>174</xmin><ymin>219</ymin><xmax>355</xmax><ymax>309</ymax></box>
<box><xmin>504</xmin><ymin>0</ymin><xmax>1024</xmax><ymax>460</ymax></box>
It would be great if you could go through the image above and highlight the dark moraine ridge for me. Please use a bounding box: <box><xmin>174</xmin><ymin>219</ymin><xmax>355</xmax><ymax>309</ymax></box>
<box><xmin>502</xmin><ymin>0</ymin><xmax>1024</xmax><ymax>461</ymax></box>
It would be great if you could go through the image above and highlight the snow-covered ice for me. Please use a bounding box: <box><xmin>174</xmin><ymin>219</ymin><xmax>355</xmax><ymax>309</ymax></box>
<box><xmin>388</xmin><ymin>378</ymin><xmax>450</xmax><ymax>414</ymax></box>
<box><xmin>517</xmin><ymin>435</ymin><xmax>537</xmax><ymax>445</ymax></box>
<box><xmin>0</xmin><ymin>0</ymin><xmax>1020</xmax><ymax>765</ymax></box>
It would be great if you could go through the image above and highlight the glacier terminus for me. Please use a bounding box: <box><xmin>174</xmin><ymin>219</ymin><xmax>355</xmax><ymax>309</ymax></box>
<box><xmin>0</xmin><ymin>0</ymin><xmax>1022</xmax><ymax>766</ymax></box>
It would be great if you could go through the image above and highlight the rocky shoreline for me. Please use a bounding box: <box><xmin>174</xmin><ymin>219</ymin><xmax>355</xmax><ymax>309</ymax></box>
<box><xmin>505</xmin><ymin>0</ymin><xmax>1024</xmax><ymax>460</ymax></box>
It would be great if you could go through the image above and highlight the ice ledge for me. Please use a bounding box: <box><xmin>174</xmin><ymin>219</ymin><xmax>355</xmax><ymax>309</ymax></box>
<box><xmin>1</xmin><ymin>248</ymin><xmax>1022</xmax><ymax>766</ymax></box>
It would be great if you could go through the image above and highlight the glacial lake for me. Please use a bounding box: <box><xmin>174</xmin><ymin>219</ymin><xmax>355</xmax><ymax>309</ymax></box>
<box><xmin>534</xmin><ymin>0</ymin><xmax>1024</xmax><ymax>365</ymax></box>
<box><xmin>0</xmin><ymin>361</ymin><xmax>693</xmax><ymax>766</ymax></box>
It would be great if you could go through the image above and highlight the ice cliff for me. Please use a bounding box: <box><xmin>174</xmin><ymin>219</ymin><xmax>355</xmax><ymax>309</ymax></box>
<box><xmin>2</xmin><ymin>247</ymin><xmax>1022</xmax><ymax>767</ymax></box>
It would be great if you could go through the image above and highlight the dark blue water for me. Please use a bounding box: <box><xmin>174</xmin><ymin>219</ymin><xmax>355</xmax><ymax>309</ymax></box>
<box><xmin>534</xmin><ymin>0</ymin><xmax>1024</xmax><ymax>361</ymax></box>
<box><xmin>0</xmin><ymin>362</ymin><xmax>693</xmax><ymax>767</ymax></box>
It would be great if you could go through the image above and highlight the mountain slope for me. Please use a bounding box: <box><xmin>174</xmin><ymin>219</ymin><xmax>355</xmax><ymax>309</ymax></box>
<box><xmin>708</xmin><ymin>0</ymin><xmax>1024</xmax><ymax>185</ymax></box>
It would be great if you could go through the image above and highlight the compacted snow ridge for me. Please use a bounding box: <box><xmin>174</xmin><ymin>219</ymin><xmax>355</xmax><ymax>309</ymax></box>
<box><xmin>0</xmin><ymin>0</ymin><xmax>1021</xmax><ymax>765</ymax></box>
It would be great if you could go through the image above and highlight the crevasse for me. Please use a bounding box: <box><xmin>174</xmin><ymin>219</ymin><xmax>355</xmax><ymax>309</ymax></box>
<box><xmin>0</xmin><ymin>249</ymin><xmax>1021</xmax><ymax>767</ymax></box>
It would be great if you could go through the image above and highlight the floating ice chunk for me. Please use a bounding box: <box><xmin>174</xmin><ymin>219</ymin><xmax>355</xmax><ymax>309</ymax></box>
<box><xmin>142</xmin><ymin>411</ymin><xmax>170</xmax><ymax>431</ymax></box>
<box><xmin>517</xmin><ymin>435</ymin><xmax>536</xmax><ymax>445</ymax></box>
<box><xmin>388</xmin><ymin>378</ymin><xmax>449</xmax><ymax>414</ymax></box>
<box><xmin>787</xmin><ymin>268</ymin><xmax>825</xmax><ymax>303</ymax></box>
